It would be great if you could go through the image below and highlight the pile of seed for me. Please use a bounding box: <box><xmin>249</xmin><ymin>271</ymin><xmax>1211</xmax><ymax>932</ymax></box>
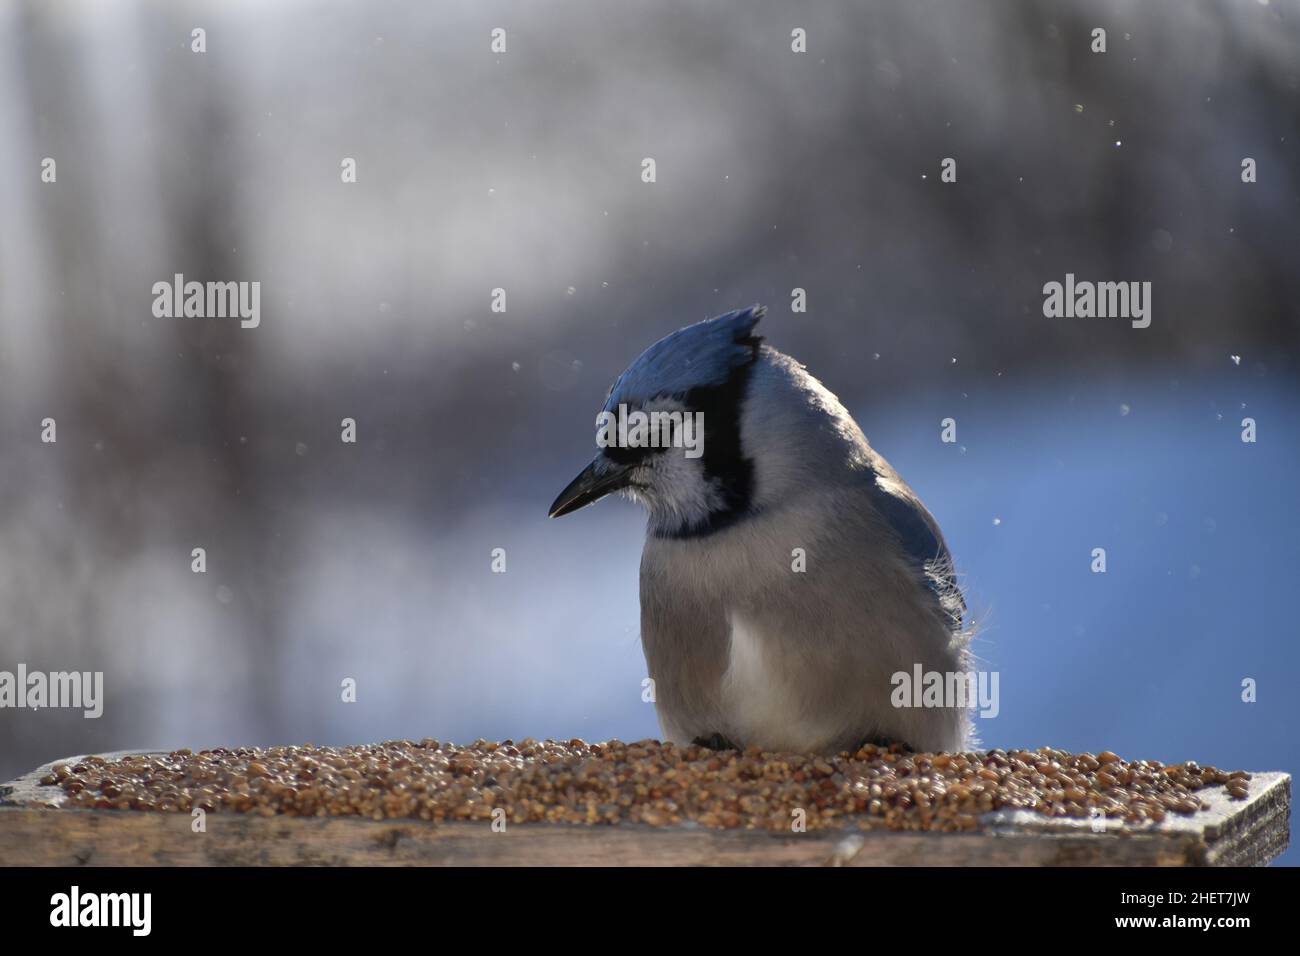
<box><xmin>40</xmin><ymin>740</ymin><xmax>1251</xmax><ymax>831</ymax></box>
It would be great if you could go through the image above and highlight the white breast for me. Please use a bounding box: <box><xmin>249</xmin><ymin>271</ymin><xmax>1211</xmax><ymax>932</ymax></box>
<box><xmin>721</xmin><ymin>611</ymin><xmax>844</xmax><ymax>752</ymax></box>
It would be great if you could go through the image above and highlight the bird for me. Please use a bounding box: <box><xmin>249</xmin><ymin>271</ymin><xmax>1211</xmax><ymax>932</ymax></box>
<box><xmin>549</xmin><ymin>305</ymin><xmax>970</xmax><ymax>755</ymax></box>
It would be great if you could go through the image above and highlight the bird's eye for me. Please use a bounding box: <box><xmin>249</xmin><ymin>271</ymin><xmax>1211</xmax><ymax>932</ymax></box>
<box><xmin>605</xmin><ymin>444</ymin><xmax>653</xmax><ymax>466</ymax></box>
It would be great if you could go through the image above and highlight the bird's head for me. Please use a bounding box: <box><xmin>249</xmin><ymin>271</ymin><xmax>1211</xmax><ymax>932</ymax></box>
<box><xmin>549</xmin><ymin>305</ymin><xmax>766</xmax><ymax>538</ymax></box>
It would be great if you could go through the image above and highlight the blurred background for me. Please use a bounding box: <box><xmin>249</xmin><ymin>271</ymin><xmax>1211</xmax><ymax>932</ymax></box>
<box><xmin>1</xmin><ymin>0</ymin><xmax>1297</xmax><ymax>861</ymax></box>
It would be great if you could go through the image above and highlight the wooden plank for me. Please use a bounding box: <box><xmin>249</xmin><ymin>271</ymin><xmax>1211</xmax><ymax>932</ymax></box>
<box><xmin>0</xmin><ymin>754</ymin><xmax>1289</xmax><ymax>866</ymax></box>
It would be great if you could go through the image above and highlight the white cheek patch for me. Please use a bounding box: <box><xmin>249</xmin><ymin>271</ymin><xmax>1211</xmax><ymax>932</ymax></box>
<box><xmin>628</xmin><ymin>396</ymin><xmax>725</xmax><ymax>531</ymax></box>
<box><xmin>648</xmin><ymin>454</ymin><xmax>719</xmax><ymax>518</ymax></box>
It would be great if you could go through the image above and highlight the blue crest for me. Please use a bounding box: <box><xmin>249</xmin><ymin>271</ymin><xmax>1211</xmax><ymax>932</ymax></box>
<box><xmin>605</xmin><ymin>306</ymin><xmax>765</xmax><ymax>409</ymax></box>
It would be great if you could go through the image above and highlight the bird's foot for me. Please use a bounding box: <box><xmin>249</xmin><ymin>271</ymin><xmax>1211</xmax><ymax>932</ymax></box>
<box><xmin>853</xmin><ymin>735</ymin><xmax>915</xmax><ymax>755</ymax></box>
<box><xmin>691</xmin><ymin>733</ymin><xmax>739</xmax><ymax>751</ymax></box>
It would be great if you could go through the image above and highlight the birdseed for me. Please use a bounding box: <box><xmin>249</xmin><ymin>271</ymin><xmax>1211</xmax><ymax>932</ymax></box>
<box><xmin>40</xmin><ymin>740</ymin><xmax>1251</xmax><ymax>831</ymax></box>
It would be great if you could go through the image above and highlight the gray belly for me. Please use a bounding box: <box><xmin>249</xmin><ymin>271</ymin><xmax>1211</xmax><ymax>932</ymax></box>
<box><xmin>640</xmin><ymin>553</ymin><xmax>970</xmax><ymax>754</ymax></box>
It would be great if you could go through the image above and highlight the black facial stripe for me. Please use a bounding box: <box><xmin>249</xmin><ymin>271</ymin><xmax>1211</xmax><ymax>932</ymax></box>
<box><xmin>603</xmin><ymin>443</ymin><xmax>655</xmax><ymax>466</ymax></box>
<box><xmin>653</xmin><ymin>336</ymin><xmax>761</xmax><ymax>539</ymax></box>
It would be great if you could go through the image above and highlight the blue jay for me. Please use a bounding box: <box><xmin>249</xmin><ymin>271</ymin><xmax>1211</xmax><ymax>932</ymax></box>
<box><xmin>550</xmin><ymin>306</ymin><xmax>969</xmax><ymax>754</ymax></box>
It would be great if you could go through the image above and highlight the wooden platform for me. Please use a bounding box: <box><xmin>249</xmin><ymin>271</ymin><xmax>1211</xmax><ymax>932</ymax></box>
<box><xmin>0</xmin><ymin>753</ymin><xmax>1290</xmax><ymax>866</ymax></box>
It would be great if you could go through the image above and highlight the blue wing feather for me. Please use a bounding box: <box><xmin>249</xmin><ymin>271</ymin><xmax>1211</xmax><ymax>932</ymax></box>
<box><xmin>867</xmin><ymin>474</ymin><xmax>964</xmax><ymax>628</ymax></box>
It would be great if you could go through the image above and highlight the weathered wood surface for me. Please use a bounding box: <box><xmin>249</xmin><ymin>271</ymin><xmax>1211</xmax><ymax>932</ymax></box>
<box><xmin>0</xmin><ymin>753</ymin><xmax>1289</xmax><ymax>866</ymax></box>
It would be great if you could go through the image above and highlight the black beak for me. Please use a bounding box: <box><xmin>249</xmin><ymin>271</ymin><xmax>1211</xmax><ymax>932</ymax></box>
<box><xmin>549</xmin><ymin>456</ymin><xmax>633</xmax><ymax>518</ymax></box>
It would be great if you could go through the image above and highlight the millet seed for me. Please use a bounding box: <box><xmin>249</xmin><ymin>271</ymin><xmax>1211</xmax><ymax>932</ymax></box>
<box><xmin>38</xmin><ymin>741</ymin><xmax>1250</xmax><ymax>832</ymax></box>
